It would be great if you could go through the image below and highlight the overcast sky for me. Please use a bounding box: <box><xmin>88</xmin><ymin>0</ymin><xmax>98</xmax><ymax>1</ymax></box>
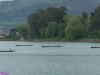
<box><xmin>0</xmin><ymin>0</ymin><xmax>14</xmax><ymax>2</ymax></box>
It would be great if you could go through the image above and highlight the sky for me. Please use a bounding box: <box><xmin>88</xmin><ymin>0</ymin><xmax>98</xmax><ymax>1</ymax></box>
<box><xmin>0</xmin><ymin>0</ymin><xmax>14</xmax><ymax>2</ymax></box>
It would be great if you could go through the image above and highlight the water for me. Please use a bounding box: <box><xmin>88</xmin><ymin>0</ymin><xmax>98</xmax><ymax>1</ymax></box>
<box><xmin>0</xmin><ymin>41</ymin><xmax>100</xmax><ymax>75</ymax></box>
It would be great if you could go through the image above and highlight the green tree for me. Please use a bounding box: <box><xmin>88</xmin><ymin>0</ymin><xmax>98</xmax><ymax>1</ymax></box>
<box><xmin>65</xmin><ymin>16</ymin><xmax>86</xmax><ymax>40</ymax></box>
<box><xmin>8</xmin><ymin>28</ymin><xmax>20</xmax><ymax>40</ymax></box>
<box><xmin>17</xmin><ymin>25</ymin><xmax>28</xmax><ymax>39</ymax></box>
<box><xmin>59</xmin><ymin>6</ymin><xmax>68</xmax><ymax>23</ymax></box>
<box><xmin>46</xmin><ymin>6</ymin><xmax>68</xmax><ymax>23</ymax></box>
<box><xmin>90</xmin><ymin>5</ymin><xmax>100</xmax><ymax>31</ymax></box>
<box><xmin>40</xmin><ymin>28</ymin><xmax>46</xmax><ymax>38</ymax></box>
<box><xmin>82</xmin><ymin>11</ymin><xmax>88</xmax><ymax>19</ymax></box>
<box><xmin>27</xmin><ymin>6</ymin><xmax>68</xmax><ymax>39</ymax></box>
<box><xmin>45</xmin><ymin>21</ymin><xmax>59</xmax><ymax>38</ymax></box>
<box><xmin>81</xmin><ymin>11</ymin><xmax>88</xmax><ymax>25</ymax></box>
<box><xmin>27</xmin><ymin>10</ymin><xmax>43</xmax><ymax>39</ymax></box>
<box><xmin>58</xmin><ymin>23</ymin><xmax>66</xmax><ymax>38</ymax></box>
<box><xmin>9</xmin><ymin>28</ymin><xmax>17</xmax><ymax>37</ymax></box>
<box><xmin>63</xmin><ymin>15</ymin><xmax>69</xmax><ymax>23</ymax></box>
<box><xmin>37</xmin><ymin>12</ymin><xmax>54</xmax><ymax>30</ymax></box>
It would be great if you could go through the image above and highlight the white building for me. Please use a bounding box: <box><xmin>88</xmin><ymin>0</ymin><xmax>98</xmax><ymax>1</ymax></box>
<box><xmin>0</xmin><ymin>30</ymin><xmax>7</xmax><ymax>37</ymax></box>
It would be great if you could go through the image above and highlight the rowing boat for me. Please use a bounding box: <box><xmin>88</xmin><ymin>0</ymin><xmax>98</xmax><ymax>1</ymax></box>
<box><xmin>91</xmin><ymin>46</ymin><xmax>100</xmax><ymax>48</ymax></box>
<box><xmin>41</xmin><ymin>45</ymin><xmax>63</xmax><ymax>47</ymax></box>
<box><xmin>0</xmin><ymin>50</ymin><xmax>15</xmax><ymax>52</ymax></box>
<box><xmin>16</xmin><ymin>45</ymin><xmax>33</xmax><ymax>46</ymax></box>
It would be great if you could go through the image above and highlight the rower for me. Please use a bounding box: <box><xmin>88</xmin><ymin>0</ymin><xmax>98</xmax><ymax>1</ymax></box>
<box><xmin>9</xmin><ymin>48</ymin><xmax>11</xmax><ymax>51</ymax></box>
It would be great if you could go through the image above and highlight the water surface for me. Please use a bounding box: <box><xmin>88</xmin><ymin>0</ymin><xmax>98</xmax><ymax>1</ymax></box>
<box><xmin>0</xmin><ymin>41</ymin><xmax>100</xmax><ymax>75</ymax></box>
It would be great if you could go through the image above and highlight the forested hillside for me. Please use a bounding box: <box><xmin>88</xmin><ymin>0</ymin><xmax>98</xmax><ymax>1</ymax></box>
<box><xmin>7</xmin><ymin>5</ymin><xmax>100</xmax><ymax>41</ymax></box>
<box><xmin>0</xmin><ymin>0</ymin><xmax>100</xmax><ymax>30</ymax></box>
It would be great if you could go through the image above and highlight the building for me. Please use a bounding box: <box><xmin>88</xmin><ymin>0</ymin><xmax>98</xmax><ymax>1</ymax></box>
<box><xmin>0</xmin><ymin>30</ymin><xmax>8</xmax><ymax>37</ymax></box>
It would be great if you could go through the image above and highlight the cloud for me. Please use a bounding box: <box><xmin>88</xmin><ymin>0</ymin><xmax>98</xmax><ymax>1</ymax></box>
<box><xmin>0</xmin><ymin>0</ymin><xmax>14</xmax><ymax>2</ymax></box>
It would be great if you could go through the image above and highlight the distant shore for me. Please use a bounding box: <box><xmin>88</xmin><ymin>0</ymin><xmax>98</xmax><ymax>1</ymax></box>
<box><xmin>0</xmin><ymin>38</ymin><xmax>100</xmax><ymax>42</ymax></box>
<box><xmin>18</xmin><ymin>39</ymin><xmax>100</xmax><ymax>42</ymax></box>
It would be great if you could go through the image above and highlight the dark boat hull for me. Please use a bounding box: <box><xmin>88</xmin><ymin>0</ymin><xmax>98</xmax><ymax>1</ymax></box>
<box><xmin>91</xmin><ymin>47</ymin><xmax>100</xmax><ymax>48</ymax></box>
<box><xmin>41</xmin><ymin>45</ymin><xmax>63</xmax><ymax>47</ymax></box>
<box><xmin>16</xmin><ymin>45</ymin><xmax>33</xmax><ymax>46</ymax></box>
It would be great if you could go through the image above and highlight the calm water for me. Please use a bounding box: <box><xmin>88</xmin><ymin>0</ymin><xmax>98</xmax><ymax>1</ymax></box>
<box><xmin>0</xmin><ymin>41</ymin><xmax>100</xmax><ymax>75</ymax></box>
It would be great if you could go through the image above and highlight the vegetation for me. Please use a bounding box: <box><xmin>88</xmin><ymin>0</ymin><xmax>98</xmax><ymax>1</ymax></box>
<box><xmin>4</xmin><ymin>5</ymin><xmax>100</xmax><ymax>41</ymax></box>
<box><xmin>0</xmin><ymin>0</ymin><xmax>100</xmax><ymax>30</ymax></box>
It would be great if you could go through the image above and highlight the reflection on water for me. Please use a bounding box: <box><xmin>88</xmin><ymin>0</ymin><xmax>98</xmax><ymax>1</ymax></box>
<box><xmin>0</xmin><ymin>41</ymin><xmax>100</xmax><ymax>75</ymax></box>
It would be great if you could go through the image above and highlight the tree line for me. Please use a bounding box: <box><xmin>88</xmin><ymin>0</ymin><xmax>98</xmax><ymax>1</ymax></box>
<box><xmin>6</xmin><ymin>5</ymin><xmax>100</xmax><ymax>40</ymax></box>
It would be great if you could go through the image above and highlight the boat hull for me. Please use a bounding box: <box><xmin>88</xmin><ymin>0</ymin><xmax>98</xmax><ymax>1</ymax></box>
<box><xmin>0</xmin><ymin>50</ymin><xmax>15</xmax><ymax>52</ymax></box>
<box><xmin>91</xmin><ymin>47</ymin><xmax>100</xmax><ymax>48</ymax></box>
<box><xmin>41</xmin><ymin>45</ymin><xmax>63</xmax><ymax>47</ymax></box>
<box><xmin>16</xmin><ymin>45</ymin><xmax>33</xmax><ymax>46</ymax></box>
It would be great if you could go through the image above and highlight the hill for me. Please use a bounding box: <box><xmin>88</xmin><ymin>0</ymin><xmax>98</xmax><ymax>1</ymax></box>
<box><xmin>0</xmin><ymin>0</ymin><xmax>100</xmax><ymax>30</ymax></box>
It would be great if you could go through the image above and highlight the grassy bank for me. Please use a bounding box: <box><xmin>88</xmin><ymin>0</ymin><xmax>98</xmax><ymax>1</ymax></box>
<box><xmin>27</xmin><ymin>38</ymin><xmax>100</xmax><ymax>42</ymax></box>
<box><xmin>1</xmin><ymin>37</ymin><xmax>100</xmax><ymax>42</ymax></box>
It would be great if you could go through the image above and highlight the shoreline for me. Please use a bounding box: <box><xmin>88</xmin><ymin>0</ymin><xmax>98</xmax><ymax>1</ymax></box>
<box><xmin>16</xmin><ymin>39</ymin><xmax>100</xmax><ymax>43</ymax></box>
<box><xmin>0</xmin><ymin>39</ymin><xmax>100</xmax><ymax>42</ymax></box>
